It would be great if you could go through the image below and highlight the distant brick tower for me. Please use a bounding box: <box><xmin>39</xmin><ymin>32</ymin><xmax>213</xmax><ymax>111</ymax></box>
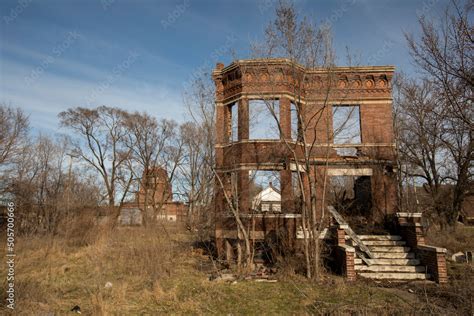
<box><xmin>137</xmin><ymin>167</ymin><xmax>172</xmax><ymax>206</ymax></box>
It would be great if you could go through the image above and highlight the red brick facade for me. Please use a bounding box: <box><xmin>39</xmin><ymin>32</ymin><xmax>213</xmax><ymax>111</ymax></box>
<box><xmin>213</xmin><ymin>59</ymin><xmax>398</xmax><ymax>260</ymax></box>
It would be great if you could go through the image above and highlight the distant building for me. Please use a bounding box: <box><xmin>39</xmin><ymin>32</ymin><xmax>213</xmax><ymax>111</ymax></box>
<box><xmin>119</xmin><ymin>167</ymin><xmax>187</xmax><ymax>225</ymax></box>
<box><xmin>252</xmin><ymin>183</ymin><xmax>281</xmax><ymax>213</ymax></box>
<box><xmin>118</xmin><ymin>204</ymin><xmax>143</xmax><ymax>226</ymax></box>
<box><xmin>137</xmin><ymin>167</ymin><xmax>172</xmax><ymax>207</ymax></box>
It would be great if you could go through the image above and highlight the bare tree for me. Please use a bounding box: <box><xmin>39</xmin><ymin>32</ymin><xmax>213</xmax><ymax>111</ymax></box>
<box><xmin>0</xmin><ymin>105</ymin><xmax>29</xmax><ymax>197</ymax></box>
<box><xmin>405</xmin><ymin>0</ymin><xmax>473</xmax><ymax>226</ymax></box>
<box><xmin>124</xmin><ymin>113</ymin><xmax>183</xmax><ymax>224</ymax></box>
<box><xmin>248</xmin><ymin>1</ymin><xmax>341</xmax><ymax>279</ymax></box>
<box><xmin>182</xmin><ymin>73</ymin><xmax>217</xmax><ymax>229</ymax></box>
<box><xmin>178</xmin><ymin>122</ymin><xmax>215</xmax><ymax>229</ymax></box>
<box><xmin>0</xmin><ymin>105</ymin><xmax>29</xmax><ymax>167</ymax></box>
<box><xmin>59</xmin><ymin>106</ymin><xmax>133</xmax><ymax>218</ymax></box>
<box><xmin>393</xmin><ymin>76</ymin><xmax>454</xmax><ymax>227</ymax></box>
<box><xmin>11</xmin><ymin>134</ymin><xmax>101</xmax><ymax>234</ymax></box>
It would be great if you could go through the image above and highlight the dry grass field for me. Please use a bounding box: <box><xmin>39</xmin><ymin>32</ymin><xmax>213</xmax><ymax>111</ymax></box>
<box><xmin>1</xmin><ymin>221</ymin><xmax>473</xmax><ymax>315</ymax></box>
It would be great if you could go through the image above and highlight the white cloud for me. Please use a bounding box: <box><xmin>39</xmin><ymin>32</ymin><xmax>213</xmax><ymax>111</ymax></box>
<box><xmin>0</xmin><ymin>59</ymin><xmax>186</xmax><ymax>134</ymax></box>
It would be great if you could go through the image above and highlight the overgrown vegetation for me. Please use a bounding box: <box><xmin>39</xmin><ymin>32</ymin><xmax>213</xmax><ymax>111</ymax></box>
<box><xmin>1</xmin><ymin>220</ymin><xmax>472</xmax><ymax>315</ymax></box>
<box><xmin>0</xmin><ymin>0</ymin><xmax>472</xmax><ymax>314</ymax></box>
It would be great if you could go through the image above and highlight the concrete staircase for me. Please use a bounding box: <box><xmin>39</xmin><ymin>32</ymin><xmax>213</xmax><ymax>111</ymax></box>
<box><xmin>347</xmin><ymin>235</ymin><xmax>429</xmax><ymax>281</ymax></box>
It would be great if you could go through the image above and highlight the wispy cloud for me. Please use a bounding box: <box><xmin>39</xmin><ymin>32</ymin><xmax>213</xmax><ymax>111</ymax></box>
<box><xmin>0</xmin><ymin>59</ymin><xmax>185</xmax><ymax>135</ymax></box>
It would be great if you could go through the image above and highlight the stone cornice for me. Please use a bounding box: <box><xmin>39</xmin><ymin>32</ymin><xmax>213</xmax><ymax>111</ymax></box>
<box><xmin>216</xmin><ymin>58</ymin><xmax>395</xmax><ymax>76</ymax></box>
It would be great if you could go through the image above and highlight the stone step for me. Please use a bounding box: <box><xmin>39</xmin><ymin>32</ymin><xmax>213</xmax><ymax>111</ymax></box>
<box><xmin>355</xmin><ymin>265</ymin><xmax>426</xmax><ymax>273</ymax></box>
<box><xmin>361</xmin><ymin>240</ymin><xmax>406</xmax><ymax>246</ymax></box>
<box><xmin>355</xmin><ymin>258</ymin><xmax>421</xmax><ymax>265</ymax></box>
<box><xmin>358</xmin><ymin>272</ymin><xmax>429</xmax><ymax>280</ymax></box>
<box><xmin>369</xmin><ymin>246</ymin><xmax>411</xmax><ymax>253</ymax></box>
<box><xmin>356</xmin><ymin>235</ymin><xmax>402</xmax><ymax>241</ymax></box>
<box><xmin>371</xmin><ymin>252</ymin><xmax>416</xmax><ymax>259</ymax></box>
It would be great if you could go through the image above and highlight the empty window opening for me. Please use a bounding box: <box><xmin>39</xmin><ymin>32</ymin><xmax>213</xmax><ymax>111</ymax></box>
<box><xmin>249</xmin><ymin>99</ymin><xmax>280</xmax><ymax>140</ymax></box>
<box><xmin>329</xmin><ymin>176</ymin><xmax>372</xmax><ymax>219</ymax></box>
<box><xmin>249</xmin><ymin>170</ymin><xmax>281</xmax><ymax>212</ymax></box>
<box><xmin>230</xmin><ymin>103</ymin><xmax>238</xmax><ymax>142</ymax></box>
<box><xmin>332</xmin><ymin>105</ymin><xmax>361</xmax><ymax>144</ymax></box>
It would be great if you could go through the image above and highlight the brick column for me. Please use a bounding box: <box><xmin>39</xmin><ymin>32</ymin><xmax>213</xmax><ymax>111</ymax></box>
<box><xmin>336</xmin><ymin>226</ymin><xmax>346</xmax><ymax>246</ymax></box>
<box><xmin>238</xmin><ymin>98</ymin><xmax>249</xmax><ymax>140</ymax></box>
<box><xmin>216</xmin><ymin>103</ymin><xmax>225</xmax><ymax>144</ymax></box>
<box><xmin>396</xmin><ymin>212</ymin><xmax>425</xmax><ymax>249</ymax></box>
<box><xmin>279</xmin><ymin>96</ymin><xmax>291</xmax><ymax>140</ymax></box>
<box><xmin>397</xmin><ymin>212</ymin><xmax>448</xmax><ymax>284</ymax></box>
<box><xmin>280</xmin><ymin>169</ymin><xmax>293</xmax><ymax>213</ymax></box>
<box><xmin>417</xmin><ymin>245</ymin><xmax>448</xmax><ymax>284</ymax></box>
<box><xmin>238</xmin><ymin>170</ymin><xmax>249</xmax><ymax>213</ymax></box>
<box><xmin>343</xmin><ymin>247</ymin><xmax>356</xmax><ymax>282</ymax></box>
<box><xmin>334</xmin><ymin>245</ymin><xmax>356</xmax><ymax>282</ymax></box>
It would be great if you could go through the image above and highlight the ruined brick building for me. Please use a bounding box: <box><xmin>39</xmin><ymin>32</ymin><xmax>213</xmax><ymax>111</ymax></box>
<box><xmin>212</xmin><ymin>59</ymin><xmax>447</xmax><ymax>283</ymax></box>
<box><xmin>119</xmin><ymin>167</ymin><xmax>187</xmax><ymax>224</ymax></box>
<box><xmin>137</xmin><ymin>167</ymin><xmax>187</xmax><ymax>222</ymax></box>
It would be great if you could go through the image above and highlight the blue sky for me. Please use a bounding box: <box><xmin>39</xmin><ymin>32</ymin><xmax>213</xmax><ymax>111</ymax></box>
<box><xmin>0</xmin><ymin>0</ymin><xmax>449</xmax><ymax>135</ymax></box>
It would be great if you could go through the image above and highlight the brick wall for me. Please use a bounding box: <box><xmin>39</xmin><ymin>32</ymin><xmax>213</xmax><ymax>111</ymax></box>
<box><xmin>396</xmin><ymin>213</ymin><xmax>448</xmax><ymax>284</ymax></box>
<box><xmin>213</xmin><ymin>59</ymin><xmax>398</xmax><ymax>265</ymax></box>
<box><xmin>418</xmin><ymin>245</ymin><xmax>448</xmax><ymax>284</ymax></box>
<box><xmin>396</xmin><ymin>213</ymin><xmax>425</xmax><ymax>249</ymax></box>
<box><xmin>333</xmin><ymin>245</ymin><xmax>356</xmax><ymax>281</ymax></box>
